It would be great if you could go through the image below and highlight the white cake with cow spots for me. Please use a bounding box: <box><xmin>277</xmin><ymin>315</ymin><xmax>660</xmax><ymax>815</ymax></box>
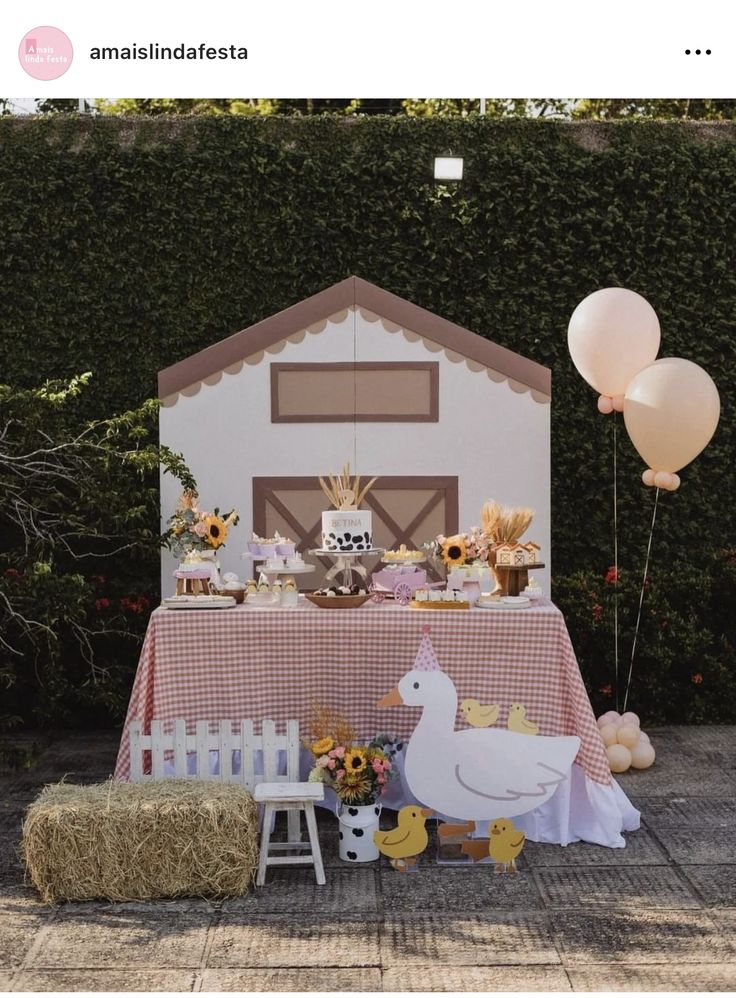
<box><xmin>321</xmin><ymin>510</ymin><xmax>373</xmax><ymax>553</ymax></box>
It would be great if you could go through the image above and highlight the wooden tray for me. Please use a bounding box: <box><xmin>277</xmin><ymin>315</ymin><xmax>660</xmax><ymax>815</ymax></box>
<box><xmin>305</xmin><ymin>593</ymin><xmax>373</xmax><ymax>609</ymax></box>
<box><xmin>410</xmin><ymin>599</ymin><xmax>470</xmax><ymax>611</ymax></box>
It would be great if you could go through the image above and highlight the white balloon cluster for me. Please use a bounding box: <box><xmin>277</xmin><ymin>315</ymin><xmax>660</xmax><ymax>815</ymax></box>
<box><xmin>596</xmin><ymin>710</ymin><xmax>655</xmax><ymax>773</ymax></box>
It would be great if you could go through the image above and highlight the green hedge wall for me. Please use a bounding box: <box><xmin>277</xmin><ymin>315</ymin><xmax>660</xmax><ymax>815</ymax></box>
<box><xmin>1</xmin><ymin>115</ymin><xmax>734</xmax><ymax>722</ymax></box>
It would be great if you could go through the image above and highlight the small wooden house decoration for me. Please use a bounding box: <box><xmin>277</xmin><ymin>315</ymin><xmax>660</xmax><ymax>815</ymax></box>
<box><xmin>495</xmin><ymin>542</ymin><xmax>523</xmax><ymax>567</ymax></box>
<box><xmin>523</xmin><ymin>541</ymin><xmax>541</xmax><ymax>565</ymax></box>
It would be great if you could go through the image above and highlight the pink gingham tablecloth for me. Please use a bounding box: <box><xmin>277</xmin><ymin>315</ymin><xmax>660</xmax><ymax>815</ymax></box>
<box><xmin>114</xmin><ymin>599</ymin><xmax>611</xmax><ymax>787</ymax></box>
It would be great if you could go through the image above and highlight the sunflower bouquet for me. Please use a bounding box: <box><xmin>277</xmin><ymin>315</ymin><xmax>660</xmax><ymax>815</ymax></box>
<box><xmin>164</xmin><ymin>489</ymin><xmax>240</xmax><ymax>560</ymax></box>
<box><xmin>308</xmin><ymin>736</ymin><xmax>395</xmax><ymax>805</ymax></box>
<box><xmin>424</xmin><ymin>527</ymin><xmax>491</xmax><ymax>569</ymax></box>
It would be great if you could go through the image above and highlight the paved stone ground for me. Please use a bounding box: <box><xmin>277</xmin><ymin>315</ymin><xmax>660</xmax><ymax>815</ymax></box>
<box><xmin>1</xmin><ymin>726</ymin><xmax>736</xmax><ymax>992</ymax></box>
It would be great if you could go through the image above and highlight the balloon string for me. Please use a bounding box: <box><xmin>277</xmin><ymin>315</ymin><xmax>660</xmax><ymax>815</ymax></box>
<box><xmin>623</xmin><ymin>487</ymin><xmax>660</xmax><ymax>713</ymax></box>
<box><xmin>613</xmin><ymin>413</ymin><xmax>619</xmax><ymax>712</ymax></box>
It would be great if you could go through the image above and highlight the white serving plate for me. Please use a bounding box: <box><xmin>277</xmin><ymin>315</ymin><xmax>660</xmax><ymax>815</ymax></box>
<box><xmin>475</xmin><ymin>596</ymin><xmax>531</xmax><ymax>610</ymax></box>
<box><xmin>163</xmin><ymin>595</ymin><xmax>236</xmax><ymax>610</ymax></box>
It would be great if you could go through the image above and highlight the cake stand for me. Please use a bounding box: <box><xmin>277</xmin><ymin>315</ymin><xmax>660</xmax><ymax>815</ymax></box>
<box><xmin>241</xmin><ymin>553</ymin><xmax>316</xmax><ymax>587</ymax></box>
<box><xmin>309</xmin><ymin>548</ymin><xmax>385</xmax><ymax>588</ymax></box>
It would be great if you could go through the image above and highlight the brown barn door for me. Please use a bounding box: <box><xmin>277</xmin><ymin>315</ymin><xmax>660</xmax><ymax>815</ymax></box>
<box><xmin>253</xmin><ymin>476</ymin><xmax>458</xmax><ymax>583</ymax></box>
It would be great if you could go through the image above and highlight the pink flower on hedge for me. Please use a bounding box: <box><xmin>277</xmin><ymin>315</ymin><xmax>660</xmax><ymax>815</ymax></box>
<box><xmin>692</xmin><ymin>673</ymin><xmax>703</xmax><ymax>685</ymax></box>
<box><xmin>592</xmin><ymin>604</ymin><xmax>603</xmax><ymax>621</ymax></box>
<box><xmin>599</xmin><ymin>684</ymin><xmax>612</xmax><ymax>697</ymax></box>
<box><xmin>95</xmin><ymin>598</ymin><xmax>110</xmax><ymax>611</ymax></box>
<box><xmin>605</xmin><ymin>566</ymin><xmax>618</xmax><ymax>585</ymax></box>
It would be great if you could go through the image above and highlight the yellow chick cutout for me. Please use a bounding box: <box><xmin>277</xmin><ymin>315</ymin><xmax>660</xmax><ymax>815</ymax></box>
<box><xmin>373</xmin><ymin>805</ymin><xmax>432</xmax><ymax>873</ymax></box>
<box><xmin>460</xmin><ymin>818</ymin><xmax>526</xmax><ymax>872</ymax></box>
<box><xmin>460</xmin><ymin>699</ymin><xmax>501</xmax><ymax>728</ymax></box>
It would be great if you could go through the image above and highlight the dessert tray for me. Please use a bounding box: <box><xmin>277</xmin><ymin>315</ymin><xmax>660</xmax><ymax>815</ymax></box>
<box><xmin>162</xmin><ymin>595</ymin><xmax>236</xmax><ymax>610</ymax></box>
<box><xmin>475</xmin><ymin>595</ymin><xmax>532</xmax><ymax>610</ymax></box>
<box><xmin>305</xmin><ymin>593</ymin><xmax>373</xmax><ymax>609</ymax></box>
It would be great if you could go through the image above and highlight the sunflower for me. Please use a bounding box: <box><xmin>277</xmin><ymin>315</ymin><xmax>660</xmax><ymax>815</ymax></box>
<box><xmin>441</xmin><ymin>534</ymin><xmax>467</xmax><ymax>568</ymax></box>
<box><xmin>344</xmin><ymin>749</ymin><xmax>367</xmax><ymax>774</ymax></box>
<box><xmin>204</xmin><ymin>515</ymin><xmax>228</xmax><ymax>548</ymax></box>
<box><xmin>312</xmin><ymin>736</ymin><xmax>334</xmax><ymax>756</ymax></box>
<box><xmin>338</xmin><ymin>774</ymin><xmax>373</xmax><ymax>804</ymax></box>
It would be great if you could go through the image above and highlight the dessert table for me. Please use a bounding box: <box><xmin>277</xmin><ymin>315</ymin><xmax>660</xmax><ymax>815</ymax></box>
<box><xmin>114</xmin><ymin>599</ymin><xmax>639</xmax><ymax>847</ymax></box>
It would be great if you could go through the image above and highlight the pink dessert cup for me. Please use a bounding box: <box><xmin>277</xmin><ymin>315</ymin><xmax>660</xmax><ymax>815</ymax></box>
<box><xmin>259</xmin><ymin>543</ymin><xmax>277</xmax><ymax>558</ymax></box>
<box><xmin>248</xmin><ymin>542</ymin><xmax>263</xmax><ymax>556</ymax></box>
<box><xmin>276</xmin><ymin>542</ymin><xmax>296</xmax><ymax>557</ymax></box>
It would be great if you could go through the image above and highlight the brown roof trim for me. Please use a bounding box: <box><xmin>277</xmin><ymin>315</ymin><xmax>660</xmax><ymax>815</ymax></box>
<box><xmin>158</xmin><ymin>277</ymin><xmax>356</xmax><ymax>399</ymax></box>
<box><xmin>158</xmin><ymin>276</ymin><xmax>551</xmax><ymax>399</ymax></box>
<box><xmin>353</xmin><ymin>278</ymin><xmax>550</xmax><ymax>397</ymax></box>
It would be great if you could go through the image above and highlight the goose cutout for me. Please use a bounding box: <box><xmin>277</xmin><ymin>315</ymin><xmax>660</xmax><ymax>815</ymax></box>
<box><xmin>377</xmin><ymin>626</ymin><xmax>581</xmax><ymax>820</ymax></box>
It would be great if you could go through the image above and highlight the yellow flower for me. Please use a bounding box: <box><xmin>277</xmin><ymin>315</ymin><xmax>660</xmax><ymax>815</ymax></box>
<box><xmin>344</xmin><ymin>749</ymin><xmax>367</xmax><ymax>774</ymax></box>
<box><xmin>442</xmin><ymin>535</ymin><xmax>467</xmax><ymax>567</ymax></box>
<box><xmin>338</xmin><ymin>775</ymin><xmax>372</xmax><ymax>804</ymax></box>
<box><xmin>312</xmin><ymin>737</ymin><xmax>334</xmax><ymax>756</ymax></box>
<box><xmin>204</xmin><ymin>515</ymin><xmax>228</xmax><ymax>549</ymax></box>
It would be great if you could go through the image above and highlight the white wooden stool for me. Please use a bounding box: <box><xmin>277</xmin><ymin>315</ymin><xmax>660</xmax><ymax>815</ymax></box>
<box><xmin>254</xmin><ymin>782</ymin><xmax>326</xmax><ymax>886</ymax></box>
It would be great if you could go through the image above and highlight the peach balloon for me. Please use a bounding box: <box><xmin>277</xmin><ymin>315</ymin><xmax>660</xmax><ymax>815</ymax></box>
<box><xmin>597</xmin><ymin>711</ymin><xmax>620</xmax><ymax>728</ymax></box>
<box><xmin>642</xmin><ymin>469</ymin><xmax>656</xmax><ymax>487</ymax></box>
<box><xmin>611</xmin><ymin>394</ymin><xmax>625</xmax><ymax>412</ymax></box>
<box><xmin>620</xmin><ymin>712</ymin><xmax>640</xmax><ymax>727</ymax></box>
<box><xmin>624</xmin><ymin>359</ymin><xmax>720</xmax><ymax>477</ymax></box>
<box><xmin>599</xmin><ymin>723</ymin><xmax>619</xmax><ymax>747</ymax></box>
<box><xmin>568</xmin><ymin>288</ymin><xmax>660</xmax><ymax>398</ymax></box>
<box><xmin>630</xmin><ymin>742</ymin><xmax>656</xmax><ymax>769</ymax></box>
<box><xmin>637</xmin><ymin>731</ymin><xmax>651</xmax><ymax>745</ymax></box>
<box><xmin>598</xmin><ymin>395</ymin><xmax>614</xmax><ymax>415</ymax></box>
<box><xmin>617</xmin><ymin>724</ymin><xmax>640</xmax><ymax>750</ymax></box>
<box><xmin>606</xmin><ymin>744</ymin><xmax>633</xmax><ymax>773</ymax></box>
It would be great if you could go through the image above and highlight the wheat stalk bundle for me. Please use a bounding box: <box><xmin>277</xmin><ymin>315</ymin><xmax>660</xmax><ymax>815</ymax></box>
<box><xmin>481</xmin><ymin>500</ymin><xmax>535</xmax><ymax>545</ymax></box>
<box><xmin>319</xmin><ymin>462</ymin><xmax>377</xmax><ymax>510</ymax></box>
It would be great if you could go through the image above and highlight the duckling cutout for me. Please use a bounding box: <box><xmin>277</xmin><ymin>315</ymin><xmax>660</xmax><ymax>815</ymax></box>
<box><xmin>461</xmin><ymin>817</ymin><xmax>526</xmax><ymax>873</ymax></box>
<box><xmin>461</xmin><ymin>699</ymin><xmax>501</xmax><ymax>728</ymax></box>
<box><xmin>373</xmin><ymin>805</ymin><xmax>432</xmax><ymax>872</ymax></box>
<box><xmin>507</xmin><ymin>703</ymin><xmax>539</xmax><ymax>735</ymax></box>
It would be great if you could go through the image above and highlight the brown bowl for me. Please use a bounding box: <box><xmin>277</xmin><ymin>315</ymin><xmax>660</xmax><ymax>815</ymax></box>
<box><xmin>305</xmin><ymin>593</ymin><xmax>372</xmax><ymax>609</ymax></box>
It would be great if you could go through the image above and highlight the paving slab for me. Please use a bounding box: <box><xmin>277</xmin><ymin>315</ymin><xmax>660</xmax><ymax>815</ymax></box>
<box><xmin>200</xmin><ymin>968</ymin><xmax>382</xmax><ymax>991</ymax></box>
<box><xmin>381</xmin><ymin>964</ymin><xmax>571</xmax><ymax>991</ymax></box>
<box><xmin>536</xmin><ymin>865</ymin><xmax>701</xmax><ymax>909</ymax></box>
<box><xmin>653</xmin><ymin>826</ymin><xmax>736</xmax><ymax>864</ymax></box>
<box><xmin>525</xmin><ymin>829</ymin><xmax>665</xmax><ymax>867</ymax></box>
<box><xmin>223</xmin><ymin>867</ymin><xmax>378</xmax><ymax>914</ymax></box>
<box><xmin>25</xmin><ymin>908</ymin><xmax>213</xmax><ymax>969</ymax></box>
<box><xmin>680</xmin><ymin>867</ymin><xmax>736</xmax><ymax>907</ymax></box>
<box><xmin>208</xmin><ymin>914</ymin><xmax>380</xmax><ymax>968</ymax></box>
<box><xmin>617</xmin><ymin>766</ymin><xmax>736</xmax><ymax>798</ymax></box>
<box><xmin>634</xmin><ymin>796</ymin><xmax>736</xmax><ymax>826</ymax></box>
<box><xmin>552</xmin><ymin>909</ymin><xmax>736</xmax><ymax>965</ymax></box>
<box><xmin>567</xmin><ymin>963</ymin><xmax>736</xmax><ymax>990</ymax></box>
<box><xmin>378</xmin><ymin>864</ymin><xmax>544</xmax><ymax>912</ymax></box>
<box><xmin>11</xmin><ymin>969</ymin><xmax>198</xmax><ymax>991</ymax></box>
<box><xmin>381</xmin><ymin>914</ymin><xmax>560</xmax><ymax>967</ymax></box>
<box><xmin>0</xmin><ymin>880</ymin><xmax>49</xmax><ymax>913</ymax></box>
<box><xmin>0</xmin><ymin>914</ymin><xmax>50</xmax><ymax>969</ymax></box>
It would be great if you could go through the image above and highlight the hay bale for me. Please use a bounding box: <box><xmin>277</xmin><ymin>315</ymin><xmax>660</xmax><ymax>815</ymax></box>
<box><xmin>22</xmin><ymin>779</ymin><xmax>258</xmax><ymax>904</ymax></box>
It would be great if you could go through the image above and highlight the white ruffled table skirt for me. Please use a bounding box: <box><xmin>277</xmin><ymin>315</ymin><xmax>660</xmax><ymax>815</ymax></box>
<box><xmin>168</xmin><ymin>748</ymin><xmax>639</xmax><ymax>849</ymax></box>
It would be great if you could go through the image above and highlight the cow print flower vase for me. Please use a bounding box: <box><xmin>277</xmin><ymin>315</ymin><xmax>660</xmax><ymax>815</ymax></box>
<box><xmin>338</xmin><ymin>802</ymin><xmax>382</xmax><ymax>862</ymax></box>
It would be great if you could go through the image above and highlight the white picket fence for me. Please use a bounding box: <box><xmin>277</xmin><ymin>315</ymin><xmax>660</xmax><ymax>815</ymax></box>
<box><xmin>128</xmin><ymin>718</ymin><xmax>301</xmax><ymax>789</ymax></box>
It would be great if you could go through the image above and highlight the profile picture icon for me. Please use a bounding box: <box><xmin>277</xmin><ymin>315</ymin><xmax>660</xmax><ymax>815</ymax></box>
<box><xmin>19</xmin><ymin>26</ymin><xmax>73</xmax><ymax>81</ymax></box>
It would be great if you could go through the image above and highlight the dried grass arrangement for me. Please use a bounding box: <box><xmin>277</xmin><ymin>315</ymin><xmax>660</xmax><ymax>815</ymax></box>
<box><xmin>481</xmin><ymin>500</ymin><xmax>535</xmax><ymax>546</ymax></box>
<box><xmin>22</xmin><ymin>779</ymin><xmax>258</xmax><ymax>904</ymax></box>
<box><xmin>319</xmin><ymin>462</ymin><xmax>377</xmax><ymax>511</ymax></box>
<box><xmin>307</xmin><ymin>701</ymin><xmax>356</xmax><ymax>749</ymax></box>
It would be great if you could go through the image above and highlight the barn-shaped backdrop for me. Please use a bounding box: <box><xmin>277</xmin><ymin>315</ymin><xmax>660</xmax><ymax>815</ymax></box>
<box><xmin>158</xmin><ymin>277</ymin><xmax>552</xmax><ymax>591</ymax></box>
